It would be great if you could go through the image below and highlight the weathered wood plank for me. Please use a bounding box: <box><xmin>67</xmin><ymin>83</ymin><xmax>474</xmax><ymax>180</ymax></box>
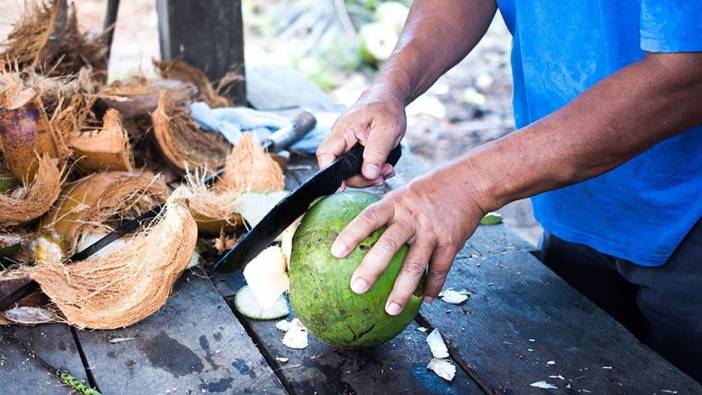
<box><xmin>419</xmin><ymin>251</ymin><xmax>701</xmax><ymax>394</ymax></box>
<box><xmin>157</xmin><ymin>0</ymin><xmax>246</xmax><ymax>102</ymax></box>
<box><xmin>74</xmin><ymin>272</ymin><xmax>286</xmax><ymax>394</ymax></box>
<box><xmin>222</xmin><ymin>272</ymin><xmax>479</xmax><ymax>394</ymax></box>
<box><xmin>0</xmin><ymin>324</ymin><xmax>88</xmax><ymax>394</ymax></box>
<box><xmin>247</xmin><ymin>66</ymin><xmax>343</xmax><ymax>112</ymax></box>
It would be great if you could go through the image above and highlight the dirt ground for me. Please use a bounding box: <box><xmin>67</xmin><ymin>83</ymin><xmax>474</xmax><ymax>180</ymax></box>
<box><xmin>0</xmin><ymin>0</ymin><xmax>541</xmax><ymax>245</ymax></box>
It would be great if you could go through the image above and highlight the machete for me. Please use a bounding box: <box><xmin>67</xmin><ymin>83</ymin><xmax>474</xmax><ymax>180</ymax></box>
<box><xmin>0</xmin><ymin>111</ymin><xmax>316</xmax><ymax>311</ymax></box>
<box><xmin>213</xmin><ymin>142</ymin><xmax>402</xmax><ymax>273</ymax></box>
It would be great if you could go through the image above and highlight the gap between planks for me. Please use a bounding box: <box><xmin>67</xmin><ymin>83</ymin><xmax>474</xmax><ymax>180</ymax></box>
<box><xmin>415</xmin><ymin>314</ymin><xmax>496</xmax><ymax>395</ymax></box>
<box><xmin>221</xmin><ymin>294</ymin><xmax>297</xmax><ymax>395</ymax></box>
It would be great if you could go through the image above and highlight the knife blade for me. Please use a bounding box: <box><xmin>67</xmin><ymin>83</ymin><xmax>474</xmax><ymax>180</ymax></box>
<box><xmin>213</xmin><ymin>143</ymin><xmax>402</xmax><ymax>273</ymax></box>
<box><xmin>0</xmin><ymin>111</ymin><xmax>316</xmax><ymax>311</ymax></box>
<box><xmin>70</xmin><ymin>111</ymin><xmax>317</xmax><ymax>262</ymax></box>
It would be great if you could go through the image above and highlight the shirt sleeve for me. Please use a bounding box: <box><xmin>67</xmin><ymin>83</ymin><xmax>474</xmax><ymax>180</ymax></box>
<box><xmin>640</xmin><ymin>0</ymin><xmax>702</xmax><ymax>52</ymax></box>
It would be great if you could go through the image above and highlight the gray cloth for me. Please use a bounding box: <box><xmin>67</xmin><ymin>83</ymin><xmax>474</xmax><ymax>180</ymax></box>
<box><xmin>539</xmin><ymin>219</ymin><xmax>702</xmax><ymax>383</ymax></box>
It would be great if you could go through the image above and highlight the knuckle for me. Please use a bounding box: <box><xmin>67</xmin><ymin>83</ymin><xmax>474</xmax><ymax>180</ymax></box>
<box><xmin>361</xmin><ymin>204</ymin><xmax>382</xmax><ymax>225</ymax></box>
<box><xmin>427</xmin><ymin>268</ymin><xmax>447</xmax><ymax>280</ymax></box>
<box><xmin>377</xmin><ymin>235</ymin><xmax>401</xmax><ymax>254</ymax></box>
<box><xmin>403</xmin><ymin>259</ymin><xmax>426</xmax><ymax>275</ymax></box>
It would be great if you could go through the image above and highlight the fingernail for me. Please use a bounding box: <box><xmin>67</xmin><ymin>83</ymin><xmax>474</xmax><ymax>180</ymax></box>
<box><xmin>350</xmin><ymin>278</ymin><xmax>369</xmax><ymax>294</ymax></box>
<box><xmin>363</xmin><ymin>164</ymin><xmax>379</xmax><ymax>179</ymax></box>
<box><xmin>423</xmin><ymin>296</ymin><xmax>434</xmax><ymax>304</ymax></box>
<box><xmin>331</xmin><ymin>240</ymin><xmax>346</xmax><ymax>258</ymax></box>
<box><xmin>386</xmin><ymin>302</ymin><xmax>402</xmax><ymax>316</ymax></box>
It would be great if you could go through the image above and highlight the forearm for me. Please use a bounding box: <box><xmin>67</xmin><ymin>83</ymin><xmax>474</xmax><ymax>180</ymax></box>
<box><xmin>454</xmin><ymin>52</ymin><xmax>702</xmax><ymax>212</ymax></box>
<box><xmin>368</xmin><ymin>0</ymin><xmax>497</xmax><ymax>104</ymax></box>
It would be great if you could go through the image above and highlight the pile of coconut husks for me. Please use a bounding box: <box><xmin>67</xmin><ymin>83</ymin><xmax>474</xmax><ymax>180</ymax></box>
<box><xmin>0</xmin><ymin>0</ymin><xmax>292</xmax><ymax>330</ymax></box>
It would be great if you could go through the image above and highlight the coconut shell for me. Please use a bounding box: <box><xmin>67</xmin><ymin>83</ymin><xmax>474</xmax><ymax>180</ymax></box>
<box><xmin>0</xmin><ymin>155</ymin><xmax>62</xmax><ymax>227</ymax></box>
<box><xmin>30</xmin><ymin>197</ymin><xmax>198</xmax><ymax>329</ymax></box>
<box><xmin>153</xmin><ymin>59</ymin><xmax>231</xmax><ymax>108</ymax></box>
<box><xmin>41</xmin><ymin>171</ymin><xmax>169</xmax><ymax>252</ymax></box>
<box><xmin>69</xmin><ymin>109</ymin><xmax>133</xmax><ymax>173</ymax></box>
<box><xmin>97</xmin><ymin>77</ymin><xmax>197</xmax><ymax>119</ymax></box>
<box><xmin>0</xmin><ymin>102</ymin><xmax>60</xmax><ymax>182</ymax></box>
<box><xmin>187</xmin><ymin>188</ymin><xmax>243</xmax><ymax>236</ymax></box>
<box><xmin>151</xmin><ymin>92</ymin><xmax>230</xmax><ymax>173</ymax></box>
<box><xmin>219</xmin><ymin>133</ymin><xmax>285</xmax><ymax>193</ymax></box>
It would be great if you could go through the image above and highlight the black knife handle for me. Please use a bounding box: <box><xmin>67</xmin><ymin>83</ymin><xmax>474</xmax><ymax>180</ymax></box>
<box><xmin>336</xmin><ymin>143</ymin><xmax>402</xmax><ymax>180</ymax></box>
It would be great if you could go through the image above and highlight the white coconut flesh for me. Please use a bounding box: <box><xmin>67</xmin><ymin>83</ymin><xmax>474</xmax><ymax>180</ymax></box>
<box><xmin>243</xmin><ymin>245</ymin><xmax>290</xmax><ymax>309</ymax></box>
<box><xmin>426</xmin><ymin>328</ymin><xmax>449</xmax><ymax>359</ymax></box>
<box><xmin>234</xmin><ymin>191</ymin><xmax>289</xmax><ymax>230</ymax></box>
<box><xmin>427</xmin><ymin>358</ymin><xmax>456</xmax><ymax>382</ymax></box>
<box><xmin>281</xmin><ymin>318</ymin><xmax>308</xmax><ymax>349</ymax></box>
<box><xmin>74</xmin><ymin>232</ymin><xmax>130</xmax><ymax>260</ymax></box>
<box><xmin>234</xmin><ymin>285</ymin><xmax>289</xmax><ymax>320</ymax></box>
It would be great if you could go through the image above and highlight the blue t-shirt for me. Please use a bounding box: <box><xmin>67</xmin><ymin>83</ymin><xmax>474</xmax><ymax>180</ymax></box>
<box><xmin>496</xmin><ymin>0</ymin><xmax>702</xmax><ymax>266</ymax></box>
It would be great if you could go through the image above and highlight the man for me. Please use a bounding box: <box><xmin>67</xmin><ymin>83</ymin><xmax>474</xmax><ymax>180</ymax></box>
<box><xmin>317</xmin><ymin>0</ymin><xmax>702</xmax><ymax>381</ymax></box>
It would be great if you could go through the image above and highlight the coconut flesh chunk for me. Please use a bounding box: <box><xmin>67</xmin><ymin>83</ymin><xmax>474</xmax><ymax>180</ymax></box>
<box><xmin>282</xmin><ymin>318</ymin><xmax>308</xmax><ymax>350</ymax></box>
<box><xmin>439</xmin><ymin>288</ymin><xmax>470</xmax><ymax>305</ymax></box>
<box><xmin>234</xmin><ymin>191</ymin><xmax>289</xmax><ymax>229</ymax></box>
<box><xmin>426</xmin><ymin>328</ymin><xmax>450</xmax><ymax>359</ymax></box>
<box><xmin>427</xmin><ymin>358</ymin><xmax>456</xmax><ymax>382</ymax></box>
<box><xmin>243</xmin><ymin>245</ymin><xmax>289</xmax><ymax>309</ymax></box>
<box><xmin>234</xmin><ymin>285</ymin><xmax>289</xmax><ymax>321</ymax></box>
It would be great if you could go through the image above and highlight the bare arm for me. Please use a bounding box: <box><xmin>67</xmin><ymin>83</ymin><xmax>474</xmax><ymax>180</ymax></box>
<box><xmin>332</xmin><ymin>51</ymin><xmax>702</xmax><ymax>315</ymax></box>
<box><xmin>317</xmin><ymin>0</ymin><xmax>497</xmax><ymax>184</ymax></box>
<box><xmin>461</xmin><ymin>52</ymin><xmax>702</xmax><ymax>211</ymax></box>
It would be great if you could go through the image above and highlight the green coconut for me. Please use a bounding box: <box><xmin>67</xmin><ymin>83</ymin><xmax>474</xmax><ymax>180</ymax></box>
<box><xmin>288</xmin><ymin>191</ymin><xmax>423</xmax><ymax>349</ymax></box>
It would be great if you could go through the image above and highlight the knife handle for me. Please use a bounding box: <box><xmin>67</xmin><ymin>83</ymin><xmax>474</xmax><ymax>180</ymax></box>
<box><xmin>263</xmin><ymin>111</ymin><xmax>317</xmax><ymax>152</ymax></box>
<box><xmin>337</xmin><ymin>143</ymin><xmax>402</xmax><ymax>180</ymax></box>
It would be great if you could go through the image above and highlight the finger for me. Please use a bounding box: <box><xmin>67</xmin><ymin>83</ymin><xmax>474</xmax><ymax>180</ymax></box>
<box><xmin>317</xmin><ymin>123</ymin><xmax>353</xmax><ymax>168</ymax></box>
<box><xmin>384</xmin><ymin>237</ymin><xmax>434</xmax><ymax>315</ymax></box>
<box><xmin>423</xmin><ymin>245</ymin><xmax>457</xmax><ymax>302</ymax></box>
<box><xmin>361</xmin><ymin>122</ymin><xmax>401</xmax><ymax>179</ymax></box>
<box><xmin>380</xmin><ymin>163</ymin><xmax>394</xmax><ymax>177</ymax></box>
<box><xmin>332</xmin><ymin>201</ymin><xmax>393</xmax><ymax>258</ymax></box>
<box><xmin>350</xmin><ymin>222</ymin><xmax>414</xmax><ymax>295</ymax></box>
<box><xmin>345</xmin><ymin>174</ymin><xmax>384</xmax><ymax>188</ymax></box>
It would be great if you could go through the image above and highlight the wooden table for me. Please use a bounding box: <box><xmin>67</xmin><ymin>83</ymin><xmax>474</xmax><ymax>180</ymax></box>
<box><xmin>1</xmin><ymin>66</ymin><xmax>700</xmax><ymax>395</ymax></box>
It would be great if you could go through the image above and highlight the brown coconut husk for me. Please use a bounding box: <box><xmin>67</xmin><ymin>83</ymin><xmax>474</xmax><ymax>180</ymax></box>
<box><xmin>219</xmin><ymin>133</ymin><xmax>285</xmax><ymax>193</ymax></box>
<box><xmin>41</xmin><ymin>171</ymin><xmax>169</xmax><ymax>252</ymax></box>
<box><xmin>29</xmin><ymin>197</ymin><xmax>198</xmax><ymax>329</ymax></box>
<box><xmin>185</xmin><ymin>133</ymin><xmax>284</xmax><ymax>235</ymax></box>
<box><xmin>0</xmin><ymin>155</ymin><xmax>62</xmax><ymax>227</ymax></box>
<box><xmin>151</xmin><ymin>92</ymin><xmax>230</xmax><ymax>173</ymax></box>
<box><xmin>97</xmin><ymin>76</ymin><xmax>196</xmax><ymax>119</ymax></box>
<box><xmin>185</xmin><ymin>175</ymin><xmax>243</xmax><ymax>236</ymax></box>
<box><xmin>153</xmin><ymin>59</ymin><xmax>236</xmax><ymax>108</ymax></box>
<box><xmin>0</xmin><ymin>0</ymin><xmax>108</xmax><ymax>81</ymax></box>
<box><xmin>69</xmin><ymin>109</ymin><xmax>133</xmax><ymax>173</ymax></box>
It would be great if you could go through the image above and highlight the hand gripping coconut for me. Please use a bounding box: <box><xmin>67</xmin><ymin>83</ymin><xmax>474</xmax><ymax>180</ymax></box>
<box><xmin>288</xmin><ymin>191</ymin><xmax>424</xmax><ymax>348</ymax></box>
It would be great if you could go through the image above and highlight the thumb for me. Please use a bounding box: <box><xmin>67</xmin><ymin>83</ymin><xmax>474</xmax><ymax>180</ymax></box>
<box><xmin>361</xmin><ymin>125</ymin><xmax>401</xmax><ymax>180</ymax></box>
